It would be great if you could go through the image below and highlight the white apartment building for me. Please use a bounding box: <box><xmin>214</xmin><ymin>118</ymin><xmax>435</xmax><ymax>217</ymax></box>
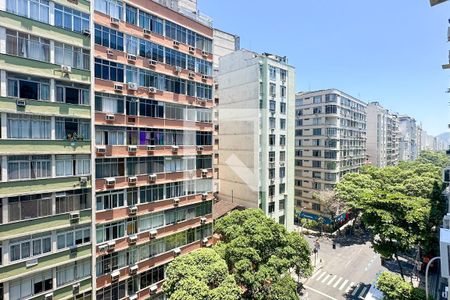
<box><xmin>217</xmin><ymin>50</ymin><xmax>295</xmax><ymax>230</ymax></box>
<box><xmin>399</xmin><ymin>115</ymin><xmax>419</xmax><ymax>161</ymax></box>
<box><xmin>295</xmin><ymin>89</ymin><xmax>366</xmax><ymax>220</ymax></box>
<box><xmin>366</xmin><ymin>102</ymin><xmax>399</xmax><ymax>167</ymax></box>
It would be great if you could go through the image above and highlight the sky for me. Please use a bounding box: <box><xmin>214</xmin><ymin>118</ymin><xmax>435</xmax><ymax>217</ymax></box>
<box><xmin>198</xmin><ymin>0</ymin><xmax>450</xmax><ymax>136</ymax></box>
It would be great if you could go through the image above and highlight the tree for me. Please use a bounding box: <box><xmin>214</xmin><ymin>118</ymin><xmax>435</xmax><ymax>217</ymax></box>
<box><xmin>376</xmin><ymin>271</ymin><xmax>429</xmax><ymax>300</ymax></box>
<box><xmin>416</xmin><ymin>150</ymin><xmax>450</xmax><ymax>168</ymax></box>
<box><xmin>312</xmin><ymin>190</ymin><xmax>346</xmax><ymax>231</ymax></box>
<box><xmin>163</xmin><ymin>248</ymin><xmax>241</xmax><ymax>300</ymax></box>
<box><xmin>214</xmin><ymin>209</ymin><xmax>312</xmax><ymax>300</ymax></box>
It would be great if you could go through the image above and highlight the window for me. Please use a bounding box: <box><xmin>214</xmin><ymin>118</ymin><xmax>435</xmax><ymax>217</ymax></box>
<box><xmin>9</xmin><ymin>271</ymin><xmax>52</xmax><ymax>300</ymax></box>
<box><xmin>140</xmin><ymin>265</ymin><xmax>165</xmax><ymax>289</ymax></box>
<box><xmin>125</xmin><ymin>35</ymin><xmax>139</xmax><ymax>56</ymax></box>
<box><xmin>95</xmin><ymin>93</ymin><xmax>124</xmax><ymax>113</ymax></box>
<box><xmin>312</xmin><ymin>161</ymin><xmax>321</xmax><ymax>168</ymax></box>
<box><xmin>94</xmin><ymin>0</ymin><xmax>123</xmax><ymax>19</ymax></box>
<box><xmin>56</xmin><ymin>82</ymin><xmax>89</xmax><ymax>105</ymax></box>
<box><xmin>269</xmin><ymin>100</ymin><xmax>276</xmax><ymax>112</ymax></box>
<box><xmin>280</xmin><ymin>102</ymin><xmax>286</xmax><ymax>114</ymax></box>
<box><xmin>269</xmin><ymin>134</ymin><xmax>275</xmax><ymax>146</ymax></box>
<box><xmin>196</xmin><ymin>83</ymin><xmax>212</xmax><ymax>99</ymax></box>
<box><xmin>269</xmin><ymin>151</ymin><xmax>275</xmax><ymax>163</ymax></box>
<box><xmin>280</xmin><ymin>135</ymin><xmax>286</xmax><ymax>146</ymax></box>
<box><xmin>313</xmin><ymin>128</ymin><xmax>322</xmax><ymax>136</ymax></box>
<box><xmin>269</xmin><ymin>117</ymin><xmax>276</xmax><ymax>129</ymax></box>
<box><xmin>56</xmin><ymin>259</ymin><xmax>91</xmax><ymax>287</ymax></box>
<box><xmin>96</xmin><ymin>220</ymin><xmax>126</xmax><ymax>243</ymax></box>
<box><xmin>56</xmin><ymin>189</ymin><xmax>90</xmax><ymax>214</ymax></box>
<box><xmin>139</xmin><ymin>212</ymin><xmax>164</xmax><ymax>232</ymax></box>
<box><xmin>7</xmin><ymin>74</ymin><xmax>50</xmax><ymax>101</ymax></box>
<box><xmin>268</xmin><ymin>202</ymin><xmax>275</xmax><ymax>213</ymax></box>
<box><xmin>96</xmin><ymin>281</ymin><xmax>126</xmax><ymax>300</ymax></box>
<box><xmin>94</xmin><ymin>58</ymin><xmax>124</xmax><ymax>82</ymax></box>
<box><xmin>95</xmin><ymin>158</ymin><xmax>125</xmax><ymax>178</ymax></box>
<box><xmin>139</xmin><ymin>39</ymin><xmax>164</xmax><ymax>62</ymax></box>
<box><xmin>95</xmin><ymin>127</ymin><xmax>125</xmax><ymax>145</ymax></box>
<box><xmin>280</xmin><ymin>86</ymin><xmax>286</xmax><ymax>98</ymax></box>
<box><xmin>7</xmin><ymin>114</ymin><xmax>50</xmax><ymax>139</ymax></box>
<box><xmin>280</xmin><ymin>69</ymin><xmax>287</xmax><ymax>81</ymax></box>
<box><xmin>280</xmin><ymin>151</ymin><xmax>285</xmax><ymax>162</ymax></box>
<box><xmin>268</xmin><ymin>168</ymin><xmax>275</xmax><ymax>179</ymax></box>
<box><xmin>6</xmin><ymin>0</ymin><xmax>49</xmax><ymax>23</ymax></box>
<box><xmin>55</xmin><ymin>155</ymin><xmax>90</xmax><ymax>177</ymax></box>
<box><xmin>313</xmin><ymin>107</ymin><xmax>322</xmax><ymax>114</ymax></box>
<box><xmin>8</xmin><ymin>193</ymin><xmax>51</xmax><ymax>222</ymax></box>
<box><xmin>280</xmin><ymin>119</ymin><xmax>286</xmax><ymax>130</ymax></box>
<box><xmin>57</xmin><ymin>226</ymin><xmax>90</xmax><ymax>250</ymax></box>
<box><xmin>55</xmin><ymin>117</ymin><xmax>90</xmax><ymax>141</ymax></box>
<box><xmin>269</xmin><ymin>83</ymin><xmax>276</xmax><ymax>97</ymax></box>
<box><xmin>312</xmin><ymin>150</ymin><xmax>321</xmax><ymax>157</ymax></box>
<box><xmin>140</xmin><ymin>184</ymin><xmax>164</xmax><ymax>204</ymax></box>
<box><xmin>7</xmin><ymin>155</ymin><xmax>51</xmax><ymax>181</ymax></box>
<box><xmin>196</xmin><ymin>59</ymin><xmax>213</xmax><ymax>76</ymax></box>
<box><xmin>94</xmin><ymin>24</ymin><xmax>124</xmax><ymax>51</ymax></box>
<box><xmin>165</xmin><ymin>103</ymin><xmax>185</xmax><ymax>120</ymax></box>
<box><xmin>96</xmin><ymin>251</ymin><xmax>127</xmax><ymax>276</ymax></box>
<box><xmin>6</xmin><ymin>30</ymin><xmax>50</xmax><ymax>62</ymax></box>
<box><xmin>313</xmin><ymin>96</ymin><xmax>322</xmax><ymax>104</ymax></box>
<box><xmin>54</xmin><ymin>4</ymin><xmax>90</xmax><ymax>33</ymax></box>
<box><xmin>269</xmin><ymin>66</ymin><xmax>276</xmax><ymax>80</ymax></box>
<box><xmin>196</xmin><ymin>131</ymin><xmax>212</xmax><ymax>145</ymax></box>
<box><xmin>196</xmin><ymin>155</ymin><xmax>212</xmax><ymax>169</ymax></box>
<box><xmin>125</xmin><ymin>4</ymin><xmax>137</xmax><ymax>25</ymax></box>
<box><xmin>279</xmin><ymin>167</ymin><xmax>285</xmax><ymax>178</ymax></box>
<box><xmin>195</xmin><ymin>34</ymin><xmax>212</xmax><ymax>52</ymax></box>
<box><xmin>312</xmin><ymin>203</ymin><xmax>321</xmax><ymax>211</ymax></box>
<box><xmin>325</xmin><ymin>105</ymin><xmax>337</xmax><ymax>114</ymax></box>
<box><xmin>54</xmin><ymin>42</ymin><xmax>89</xmax><ymax>70</ymax></box>
<box><xmin>139</xmin><ymin>10</ymin><xmax>164</xmax><ymax>35</ymax></box>
<box><xmin>196</xmin><ymin>109</ymin><xmax>212</xmax><ymax>122</ymax></box>
<box><xmin>9</xmin><ymin>234</ymin><xmax>51</xmax><ymax>261</ymax></box>
<box><xmin>165</xmin><ymin>48</ymin><xmax>187</xmax><ymax>69</ymax></box>
<box><xmin>279</xmin><ymin>184</ymin><xmax>286</xmax><ymax>194</ymax></box>
<box><xmin>325</xmin><ymin>94</ymin><xmax>337</xmax><ymax>103</ymax></box>
<box><xmin>166</xmin><ymin>181</ymin><xmax>185</xmax><ymax>199</ymax></box>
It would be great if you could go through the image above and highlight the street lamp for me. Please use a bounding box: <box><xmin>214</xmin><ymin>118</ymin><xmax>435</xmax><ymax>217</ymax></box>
<box><xmin>425</xmin><ymin>256</ymin><xmax>440</xmax><ymax>300</ymax></box>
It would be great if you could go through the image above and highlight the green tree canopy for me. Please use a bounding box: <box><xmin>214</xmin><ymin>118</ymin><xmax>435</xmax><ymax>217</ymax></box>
<box><xmin>376</xmin><ymin>271</ymin><xmax>429</xmax><ymax>300</ymax></box>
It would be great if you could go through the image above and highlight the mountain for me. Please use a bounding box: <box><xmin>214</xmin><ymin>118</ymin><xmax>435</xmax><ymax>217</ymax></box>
<box><xmin>437</xmin><ymin>132</ymin><xmax>450</xmax><ymax>145</ymax></box>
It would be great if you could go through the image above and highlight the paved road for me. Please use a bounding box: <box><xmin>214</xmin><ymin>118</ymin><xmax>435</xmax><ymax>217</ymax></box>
<box><xmin>300</xmin><ymin>234</ymin><xmax>385</xmax><ymax>300</ymax></box>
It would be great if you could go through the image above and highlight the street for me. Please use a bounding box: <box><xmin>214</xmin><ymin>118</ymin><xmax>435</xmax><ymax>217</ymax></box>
<box><xmin>300</xmin><ymin>233</ymin><xmax>384</xmax><ymax>300</ymax></box>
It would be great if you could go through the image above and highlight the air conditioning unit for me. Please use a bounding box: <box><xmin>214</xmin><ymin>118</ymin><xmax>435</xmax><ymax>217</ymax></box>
<box><xmin>188</xmin><ymin>46</ymin><xmax>195</xmax><ymax>53</ymax></box>
<box><xmin>196</xmin><ymin>146</ymin><xmax>204</xmax><ymax>152</ymax></box>
<box><xmin>127</xmin><ymin>54</ymin><xmax>137</xmax><ymax>62</ymax></box>
<box><xmin>111</xmin><ymin>270</ymin><xmax>120</xmax><ymax>281</ymax></box>
<box><xmin>82</xmin><ymin>29</ymin><xmax>90</xmax><ymax>36</ymax></box>
<box><xmin>128</xmin><ymin>176</ymin><xmax>137</xmax><ymax>184</ymax></box>
<box><xmin>128</xmin><ymin>205</ymin><xmax>138</xmax><ymax>215</ymax></box>
<box><xmin>105</xmin><ymin>114</ymin><xmax>115</xmax><ymax>121</ymax></box>
<box><xmin>171</xmin><ymin>145</ymin><xmax>179</xmax><ymax>153</ymax></box>
<box><xmin>149</xmin><ymin>59</ymin><xmax>157</xmax><ymax>66</ymax></box>
<box><xmin>149</xmin><ymin>284</ymin><xmax>158</xmax><ymax>295</ymax></box>
<box><xmin>147</xmin><ymin>145</ymin><xmax>156</xmax><ymax>152</ymax></box>
<box><xmin>149</xmin><ymin>229</ymin><xmax>157</xmax><ymax>239</ymax></box>
<box><xmin>443</xmin><ymin>214</ymin><xmax>450</xmax><ymax>229</ymax></box>
<box><xmin>114</xmin><ymin>84</ymin><xmax>123</xmax><ymax>92</ymax></box>
<box><xmin>143</xmin><ymin>29</ymin><xmax>152</xmax><ymax>36</ymax></box>
<box><xmin>128</xmin><ymin>145</ymin><xmax>137</xmax><ymax>152</ymax></box>
<box><xmin>200</xmin><ymin>217</ymin><xmax>207</xmax><ymax>224</ymax></box>
<box><xmin>201</xmin><ymin>169</ymin><xmax>208</xmax><ymax>178</ymax></box>
<box><xmin>173</xmin><ymin>247</ymin><xmax>181</xmax><ymax>256</ymax></box>
<box><xmin>173</xmin><ymin>197</ymin><xmax>180</xmax><ymax>206</ymax></box>
<box><xmin>188</xmin><ymin>72</ymin><xmax>195</xmax><ymax>79</ymax></box>
<box><xmin>44</xmin><ymin>293</ymin><xmax>53</xmax><ymax>300</ymax></box>
<box><xmin>69</xmin><ymin>211</ymin><xmax>80</xmax><ymax>222</ymax></box>
<box><xmin>26</xmin><ymin>258</ymin><xmax>38</xmax><ymax>267</ymax></box>
<box><xmin>107</xmin><ymin>49</ymin><xmax>114</xmax><ymax>56</ymax></box>
<box><xmin>107</xmin><ymin>240</ymin><xmax>116</xmax><ymax>250</ymax></box>
<box><xmin>196</xmin><ymin>97</ymin><xmax>206</xmax><ymax>102</ymax></box>
<box><xmin>96</xmin><ymin>146</ymin><xmax>106</xmax><ymax>154</ymax></box>
<box><xmin>128</xmin><ymin>234</ymin><xmax>137</xmax><ymax>244</ymax></box>
<box><xmin>202</xmin><ymin>75</ymin><xmax>208</xmax><ymax>81</ymax></box>
<box><xmin>129</xmin><ymin>294</ymin><xmax>138</xmax><ymax>300</ymax></box>
<box><xmin>148</xmin><ymin>87</ymin><xmax>157</xmax><ymax>94</ymax></box>
<box><xmin>201</xmin><ymin>237</ymin><xmax>208</xmax><ymax>246</ymax></box>
<box><xmin>148</xmin><ymin>173</ymin><xmax>157</xmax><ymax>182</ymax></box>
<box><xmin>110</xmin><ymin>17</ymin><xmax>120</xmax><ymax>25</ymax></box>
<box><xmin>201</xmin><ymin>193</ymin><xmax>208</xmax><ymax>200</ymax></box>
<box><xmin>202</xmin><ymin>51</ymin><xmax>208</xmax><ymax>57</ymax></box>
<box><xmin>98</xmin><ymin>243</ymin><xmax>108</xmax><ymax>252</ymax></box>
<box><xmin>72</xmin><ymin>283</ymin><xmax>80</xmax><ymax>293</ymax></box>
<box><xmin>106</xmin><ymin>177</ymin><xmax>116</xmax><ymax>186</ymax></box>
<box><xmin>173</xmin><ymin>40</ymin><xmax>180</xmax><ymax>47</ymax></box>
<box><xmin>129</xmin><ymin>264</ymin><xmax>138</xmax><ymax>275</ymax></box>
<box><xmin>175</xmin><ymin>66</ymin><xmax>182</xmax><ymax>73</ymax></box>
<box><xmin>280</xmin><ymin>162</ymin><xmax>285</xmax><ymax>167</ymax></box>
<box><xmin>61</xmin><ymin>65</ymin><xmax>72</xmax><ymax>74</ymax></box>
<box><xmin>128</xmin><ymin>82</ymin><xmax>138</xmax><ymax>90</ymax></box>
<box><xmin>16</xmin><ymin>99</ymin><xmax>26</xmax><ymax>107</ymax></box>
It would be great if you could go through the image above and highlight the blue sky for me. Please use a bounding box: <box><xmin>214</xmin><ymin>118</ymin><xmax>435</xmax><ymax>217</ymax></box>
<box><xmin>198</xmin><ymin>0</ymin><xmax>450</xmax><ymax>136</ymax></box>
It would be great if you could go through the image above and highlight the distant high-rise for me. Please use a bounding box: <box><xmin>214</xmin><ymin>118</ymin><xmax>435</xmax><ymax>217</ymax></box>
<box><xmin>295</xmin><ymin>89</ymin><xmax>366</xmax><ymax>221</ymax></box>
<box><xmin>366</xmin><ymin>102</ymin><xmax>399</xmax><ymax>167</ymax></box>
<box><xmin>399</xmin><ymin>116</ymin><xmax>419</xmax><ymax>161</ymax></box>
<box><xmin>217</xmin><ymin>50</ymin><xmax>295</xmax><ymax>230</ymax></box>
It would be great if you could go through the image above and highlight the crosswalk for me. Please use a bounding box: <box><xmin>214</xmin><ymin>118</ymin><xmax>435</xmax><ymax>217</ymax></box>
<box><xmin>308</xmin><ymin>269</ymin><xmax>370</xmax><ymax>299</ymax></box>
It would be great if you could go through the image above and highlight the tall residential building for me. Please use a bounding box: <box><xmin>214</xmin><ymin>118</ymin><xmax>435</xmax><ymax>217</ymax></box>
<box><xmin>217</xmin><ymin>50</ymin><xmax>295</xmax><ymax>231</ymax></box>
<box><xmin>366</xmin><ymin>102</ymin><xmax>399</xmax><ymax>167</ymax></box>
<box><xmin>399</xmin><ymin>115</ymin><xmax>418</xmax><ymax>161</ymax></box>
<box><xmin>92</xmin><ymin>0</ymin><xmax>215</xmax><ymax>298</ymax></box>
<box><xmin>0</xmin><ymin>0</ymin><xmax>93</xmax><ymax>299</ymax></box>
<box><xmin>295</xmin><ymin>89</ymin><xmax>366</xmax><ymax>220</ymax></box>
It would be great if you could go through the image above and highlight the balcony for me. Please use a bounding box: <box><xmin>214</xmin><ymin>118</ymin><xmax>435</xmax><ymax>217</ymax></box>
<box><xmin>0</xmin><ymin>139</ymin><xmax>91</xmax><ymax>155</ymax></box>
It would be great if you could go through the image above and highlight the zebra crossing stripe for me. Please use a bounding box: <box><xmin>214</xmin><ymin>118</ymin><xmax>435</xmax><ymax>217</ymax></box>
<box><xmin>339</xmin><ymin>279</ymin><xmax>348</xmax><ymax>290</ymax></box>
<box><xmin>321</xmin><ymin>274</ymin><xmax>330</xmax><ymax>283</ymax></box>
<box><xmin>359</xmin><ymin>286</ymin><xmax>369</xmax><ymax>299</ymax></box>
<box><xmin>333</xmin><ymin>277</ymin><xmax>343</xmax><ymax>288</ymax></box>
<box><xmin>310</xmin><ymin>270</ymin><xmax>321</xmax><ymax>280</ymax></box>
<box><xmin>346</xmin><ymin>282</ymin><xmax>355</xmax><ymax>293</ymax></box>
<box><xmin>351</xmin><ymin>284</ymin><xmax>361</xmax><ymax>296</ymax></box>
<box><xmin>327</xmin><ymin>275</ymin><xmax>337</xmax><ymax>286</ymax></box>
<box><xmin>316</xmin><ymin>271</ymin><xmax>326</xmax><ymax>281</ymax></box>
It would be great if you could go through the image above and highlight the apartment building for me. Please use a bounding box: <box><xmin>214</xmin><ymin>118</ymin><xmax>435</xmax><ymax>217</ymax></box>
<box><xmin>399</xmin><ymin>115</ymin><xmax>418</xmax><ymax>161</ymax></box>
<box><xmin>295</xmin><ymin>89</ymin><xmax>366</xmax><ymax>221</ymax></box>
<box><xmin>366</xmin><ymin>102</ymin><xmax>399</xmax><ymax>167</ymax></box>
<box><xmin>92</xmin><ymin>0</ymin><xmax>215</xmax><ymax>298</ymax></box>
<box><xmin>217</xmin><ymin>50</ymin><xmax>295</xmax><ymax>231</ymax></box>
<box><xmin>0</xmin><ymin>0</ymin><xmax>93</xmax><ymax>298</ymax></box>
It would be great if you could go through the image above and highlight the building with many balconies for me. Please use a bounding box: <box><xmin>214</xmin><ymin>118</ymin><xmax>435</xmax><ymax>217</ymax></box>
<box><xmin>295</xmin><ymin>89</ymin><xmax>366</xmax><ymax>221</ymax></box>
